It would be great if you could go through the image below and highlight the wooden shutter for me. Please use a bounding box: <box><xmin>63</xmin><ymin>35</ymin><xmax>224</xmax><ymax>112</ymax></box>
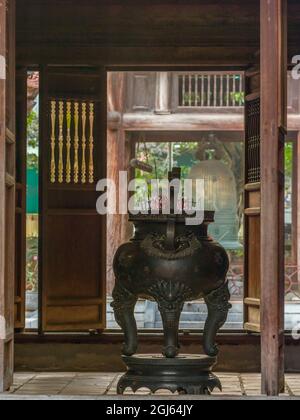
<box><xmin>14</xmin><ymin>68</ymin><xmax>27</xmax><ymax>330</ymax></box>
<box><xmin>0</xmin><ymin>0</ymin><xmax>16</xmax><ymax>392</ymax></box>
<box><xmin>40</xmin><ymin>67</ymin><xmax>106</xmax><ymax>332</ymax></box>
<box><xmin>244</xmin><ymin>67</ymin><xmax>261</xmax><ymax>333</ymax></box>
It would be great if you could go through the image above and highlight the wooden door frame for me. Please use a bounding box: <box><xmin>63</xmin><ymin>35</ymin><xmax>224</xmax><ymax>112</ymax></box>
<box><xmin>0</xmin><ymin>2</ymin><xmax>289</xmax><ymax>395</ymax></box>
<box><xmin>0</xmin><ymin>0</ymin><xmax>16</xmax><ymax>393</ymax></box>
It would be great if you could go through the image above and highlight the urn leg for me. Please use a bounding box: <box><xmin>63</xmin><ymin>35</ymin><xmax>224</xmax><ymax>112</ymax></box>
<box><xmin>158</xmin><ymin>301</ymin><xmax>183</xmax><ymax>358</ymax></box>
<box><xmin>111</xmin><ymin>282</ymin><xmax>138</xmax><ymax>357</ymax></box>
<box><xmin>203</xmin><ymin>282</ymin><xmax>232</xmax><ymax>357</ymax></box>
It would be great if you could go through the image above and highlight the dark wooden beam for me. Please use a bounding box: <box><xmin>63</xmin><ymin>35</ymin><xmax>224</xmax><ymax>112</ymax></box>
<box><xmin>14</xmin><ymin>0</ymin><xmax>300</xmax><ymax>67</ymax></box>
<box><xmin>16</xmin><ymin>45</ymin><xmax>258</xmax><ymax>68</ymax></box>
<box><xmin>15</xmin><ymin>0</ymin><xmax>261</xmax><ymax>66</ymax></box>
<box><xmin>122</xmin><ymin>112</ymin><xmax>244</xmax><ymax>131</ymax></box>
<box><xmin>260</xmin><ymin>0</ymin><xmax>287</xmax><ymax>396</ymax></box>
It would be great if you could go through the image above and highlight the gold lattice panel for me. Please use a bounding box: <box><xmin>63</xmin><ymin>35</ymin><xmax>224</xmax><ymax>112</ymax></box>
<box><xmin>50</xmin><ymin>100</ymin><xmax>95</xmax><ymax>184</ymax></box>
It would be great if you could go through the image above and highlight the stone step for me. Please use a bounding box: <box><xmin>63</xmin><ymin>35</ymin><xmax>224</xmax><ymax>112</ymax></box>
<box><xmin>182</xmin><ymin>302</ymin><xmax>243</xmax><ymax>313</ymax></box>
<box><xmin>106</xmin><ymin>302</ymin><xmax>147</xmax><ymax>313</ymax></box>
<box><xmin>153</xmin><ymin>311</ymin><xmax>244</xmax><ymax>323</ymax></box>
<box><xmin>107</xmin><ymin>312</ymin><xmax>146</xmax><ymax>322</ymax></box>
<box><xmin>107</xmin><ymin>321</ymin><xmax>145</xmax><ymax>329</ymax></box>
<box><xmin>154</xmin><ymin>321</ymin><xmax>243</xmax><ymax>330</ymax></box>
<box><xmin>179</xmin><ymin>312</ymin><xmax>244</xmax><ymax>323</ymax></box>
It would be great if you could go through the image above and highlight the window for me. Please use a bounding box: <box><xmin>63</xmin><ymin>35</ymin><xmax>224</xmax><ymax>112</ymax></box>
<box><xmin>107</xmin><ymin>70</ymin><xmax>246</xmax><ymax>330</ymax></box>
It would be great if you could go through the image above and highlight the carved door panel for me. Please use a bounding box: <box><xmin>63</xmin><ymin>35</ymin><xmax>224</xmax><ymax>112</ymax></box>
<box><xmin>40</xmin><ymin>67</ymin><xmax>106</xmax><ymax>332</ymax></box>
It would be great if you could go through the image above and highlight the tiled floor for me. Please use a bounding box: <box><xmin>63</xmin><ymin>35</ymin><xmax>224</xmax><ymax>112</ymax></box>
<box><xmin>3</xmin><ymin>372</ymin><xmax>300</xmax><ymax>397</ymax></box>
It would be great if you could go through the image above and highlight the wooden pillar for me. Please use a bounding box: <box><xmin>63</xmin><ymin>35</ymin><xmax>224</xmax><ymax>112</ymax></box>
<box><xmin>155</xmin><ymin>72</ymin><xmax>170</xmax><ymax>115</ymax></box>
<box><xmin>0</xmin><ymin>0</ymin><xmax>16</xmax><ymax>392</ymax></box>
<box><xmin>260</xmin><ymin>0</ymin><xmax>287</xmax><ymax>396</ymax></box>
<box><xmin>107</xmin><ymin>72</ymin><xmax>127</xmax><ymax>296</ymax></box>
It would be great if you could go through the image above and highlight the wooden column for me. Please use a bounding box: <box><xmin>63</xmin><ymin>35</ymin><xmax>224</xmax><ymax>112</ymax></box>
<box><xmin>107</xmin><ymin>72</ymin><xmax>127</xmax><ymax>295</ymax></box>
<box><xmin>0</xmin><ymin>0</ymin><xmax>16</xmax><ymax>392</ymax></box>
<box><xmin>155</xmin><ymin>72</ymin><xmax>170</xmax><ymax>114</ymax></box>
<box><xmin>260</xmin><ymin>0</ymin><xmax>287</xmax><ymax>396</ymax></box>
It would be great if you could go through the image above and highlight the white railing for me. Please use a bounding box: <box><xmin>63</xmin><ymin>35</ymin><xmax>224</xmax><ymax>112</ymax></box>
<box><xmin>178</xmin><ymin>72</ymin><xmax>245</xmax><ymax>108</ymax></box>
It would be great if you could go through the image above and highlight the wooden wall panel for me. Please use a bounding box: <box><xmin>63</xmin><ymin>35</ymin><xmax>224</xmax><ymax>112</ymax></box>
<box><xmin>46</xmin><ymin>215</ymin><xmax>103</xmax><ymax>300</ymax></box>
<box><xmin>126</xmin><ymin>72</ymin><xmax>156</xmax><ymax>112</ymax></box>
<box><xmin>244</xmin><ymin>213</ymin><xmax>261</xmax><ymax>333</ymax></box>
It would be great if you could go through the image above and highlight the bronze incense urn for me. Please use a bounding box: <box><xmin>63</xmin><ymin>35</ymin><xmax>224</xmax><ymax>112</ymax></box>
<box><xmin>112</xmin><ymin>169</ymin><xmax>231</xmax><ymax>395</ymax></box>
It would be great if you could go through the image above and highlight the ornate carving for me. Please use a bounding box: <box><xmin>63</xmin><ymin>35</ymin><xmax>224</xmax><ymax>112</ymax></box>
<box><xmin>49</xmin><ymin>99</ymin><xmax>96</xmax><ymax>185</ymax></box>
<box><xmin>88</xmin><ymin>103</ymin><xmax>94</xmax><ymax>184</ymax></box>
<box><xmin>149</xmin><ymin>279</ymin><xmax>193</xmax><ymax>311</ymax></box>
<box><xmin>81</xmin><ymin>102</ymin><xmax>87</xmax><ymax>184</ymax></box>
<box><xmin>204</xmin><ymin>282</ymin><xmax>231</xmax><ymax>313</ymax></box>
<box><xmin>111</xmin><ymin>281</ymin><xmax>138</xmax><ymax>357</ymax></box>
<box><xmin>50</xmin><ymin>100</ymin><xmax>56</xmax><ymax>183</ymax></box>
<box><xmin>66</xmin><ymin>101</ymin><xmax>72</xmax><ymax>183</ymax></box>
<box><xmin>141</xmin><ymin>232</ymin><xmax>202</xmax><ymax>260</ymax></box>
<box><xmin>58</xmin><ymin>101</ymin><xmax>64</xmax><ymax>183</ymax></box>
<box><xmin>73</xmin><ymin>102</ymin><xmax>80</xmax><ymax>183</ymax></box>
<box><xmin>149</xmin><ymin>280</ymin><xmax>193</xmax><ymax>358</ymax></box>
<box><xmin>203</xmin><ymin>282</ymin><xmax>232</xmax><ymax>357</ymax></box>
<box><xmin>111</xmin><ymin>280</ymin><xmax>137</xmax><ymax>311</ymax></box>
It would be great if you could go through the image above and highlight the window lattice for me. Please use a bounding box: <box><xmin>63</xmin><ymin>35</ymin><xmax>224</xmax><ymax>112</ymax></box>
<box><xmin>246</xmin><ymin>97</ymin><xmax>261</xmax><ymax>184</ymax></box>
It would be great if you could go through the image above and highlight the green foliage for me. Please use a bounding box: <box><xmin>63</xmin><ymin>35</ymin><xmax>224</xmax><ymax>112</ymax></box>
<box><xmin>285</xmin><ymin>142</ymin><xmax>293</xmax><ymax>179</ymax></box>
<box><xmin>26</xmin><ymin>236</ymin><xmax>38</xmax><ymax>292</ymax></box>
<box><xmin>26</xmin><ymin>108</ymin><xmax>39</xmax><ymax>289</ymax></box>
<box><xmin>230</xmin><ymin>92</ymin><xmax>245</xmax><ymax>105</ymax></box>
<box><xmin>27</xmin><ymin>110</ymin><xmax>39</xmax><ymax>170</ymax></box>
<box><xmin>183</xmin><ymin>91</ymin><xmax>245</xmax><ymax>107</ymax></box>
<box><xmin>135</xmin><ymin>142</ymin><xmax>199</xmax><ymax>181</ymax></box>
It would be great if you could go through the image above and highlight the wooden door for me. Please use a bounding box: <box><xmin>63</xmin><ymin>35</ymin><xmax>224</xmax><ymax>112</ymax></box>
<box><xmin>0</xmin><ymin>0</ymin><xmax>16</xmax><ymax>392</ymax></box>
<box><xmin>244</xmin><ymin>67</ymin><xmax>261</xmax><ymax>333</ymax></box>
<box><xmin>40</xmin><ymin>67</ymin><xmax>106</xmax><ymax>332</ymax></box>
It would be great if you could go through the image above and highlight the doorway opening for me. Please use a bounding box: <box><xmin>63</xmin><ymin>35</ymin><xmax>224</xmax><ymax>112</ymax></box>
<box><xmin>106</xmin><ymin>70</ymin><xmax>245</xmax><ymax>330</ymax></box>
<box><xmin>25</xmin><ymin>71</ymin><xmax>40</xmax><ymax>330</ymax></box>
<box><xmin>18</xmin><ymin>69</ymin><xmax>300</xmax><ymax>334</ymax></box>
